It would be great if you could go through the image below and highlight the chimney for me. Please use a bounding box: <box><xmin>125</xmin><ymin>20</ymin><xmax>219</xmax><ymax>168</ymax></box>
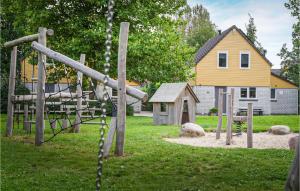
<box><xmin>218</xmin><ymin>30</ymin><xmax>222</xmax><ymax>35</ymax></box>
<box><xmin>263</xmin><ymin>50</ymin><xmax>267</xmax><ymax>56</ymax></box>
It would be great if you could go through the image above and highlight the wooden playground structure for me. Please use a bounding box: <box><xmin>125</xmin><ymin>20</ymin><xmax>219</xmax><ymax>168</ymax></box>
<box><xmin>4</xmin><ymin>24</ymin><xmax>147</xmax><ymax>158</ymax></box>
<box><xmin>215</xmin><ymin>88</ymin><xmax>254</xmax><ymax>148</ymax></box>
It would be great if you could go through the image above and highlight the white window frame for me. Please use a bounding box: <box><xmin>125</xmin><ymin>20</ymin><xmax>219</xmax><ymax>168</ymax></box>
<box><xmin>249</xmin><ymin>87</ymin><xmax>256</xmax><ymax>98</ymax></box>
<box><xmin>240</xmin><ymin>87</ymin><xmax>257</xmax><ymax>99</ymax></box>
<box><xmin>240</xmin><ymin>51</ymin><xmax>251</xmax><ymax>69</ymax></box>
<box><xmin>240</xmin><ymin>87</ymin><xmax>248</xmax><ymax>98</ymax></box>
<box><xmin>217</xmin><ymin>51</ymin><xmax>228</xmax><ymax>69</ymax></box>
<box><xmin>270</xmin><ymin>88</ymin><xmax>276</xmax><ymax>100</ymax></box>
<box><xmin>160</xmin><ymin>102</ymin><xmax>168</xmax><ymax>114</ymax></box>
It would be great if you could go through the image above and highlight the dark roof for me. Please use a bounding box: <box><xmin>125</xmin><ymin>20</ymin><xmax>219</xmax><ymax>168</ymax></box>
<box><xmin>194</xmin><ymin>25</ymin><xmax>273</xmax><ymax>66</ymax></box>
<box><xmin>271</xmin><ymin>69</ymin><xmax>297</xmax><ymax>87</ymax></box>
<box><xmin>271</xmin><ymin>69</ymin><xmax>281</xmax><ymax>76</ymax></box>
<box><xmin>149</xmin><ymin>83</ymin><xmax>200</xmax><ymax>103</ymax></box>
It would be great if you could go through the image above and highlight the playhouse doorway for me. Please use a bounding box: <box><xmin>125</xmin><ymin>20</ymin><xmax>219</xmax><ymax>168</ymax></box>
<box><xmin>181</xmin><ymin>100</ymin><xmax>190</xmax><ymax>124</ymax></box>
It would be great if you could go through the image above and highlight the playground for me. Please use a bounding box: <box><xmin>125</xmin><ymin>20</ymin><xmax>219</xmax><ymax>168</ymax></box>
<box><xmin>1</xmin><ymin>0</ymin><xmax>299</xmax><ymax>190</ymax></box>
<box><xmin>1</xmin><ymin>115</ymin><xmax>298</xmax><ymax>191</ymax></box>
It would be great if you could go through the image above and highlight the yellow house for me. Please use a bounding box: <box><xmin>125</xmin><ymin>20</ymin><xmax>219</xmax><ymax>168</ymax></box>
<box><xmin>193</xmin><ymin>25</ymin><xmax>298</xmax><ymax>115</ymax></box>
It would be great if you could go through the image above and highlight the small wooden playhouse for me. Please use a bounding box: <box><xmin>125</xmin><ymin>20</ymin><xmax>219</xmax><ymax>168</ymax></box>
<box><xmin>149</xmin><ymin>83</ymin><xmax>199</xmax><ymax>125</ymax></box>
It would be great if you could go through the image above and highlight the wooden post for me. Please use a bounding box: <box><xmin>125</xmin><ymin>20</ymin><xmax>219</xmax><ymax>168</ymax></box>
<box><xmin>6</xmin><ymin>46</ymin><xmax>17</xmax><ymax>136</ymax></box>
<box><xmin>74</xmin><ymin>54</ymin><xmax>85</xmax><ymax>133</ymax></box>
<box><xmin>226</xmin><ymin>92</ymin><xmax>232</xmax><ymax>145</ymax></box>
<box><xmin>115</xmin><ymin>22</ymin><xmax>129</xmax><ymax>156</ymax></box>
<box><xmin>231</xmin><ymin>88</ymin><xmax>235</xmax><ymax>115</ymax></box>
<box><xmin>285</xmin><ymin>141</ymin><xmax>299</xmax><ymax>191</ymax></box>
<box><xmin>230</xmin><ymin>88</ymin><xmax>235</xmax><ymax>138</ymax></box>
<box><xmin>31</xmin><ymin>106</ymin><xmax>35</xmax><ymax>120</ymax></box>
<box><xmin>216</xmin><ymin>89</ymin><xmax>223</xmax><ymax>139</ymax></box>
<box><xmin>103</xmin><ymin>117</ymin><xmax>117</xmax><ymax>158</ymax></box>
<box><xmin>247</xmin><ymin>103</ymin><xmax>253</xmax><ymax>148</ymax></box>
<box><xmin>62</xmin><ymin>119</ymin><xmax>68</xmax><ymax>129</ymax></box>
<box><xmin>35</xmin><ymin>27</ymin><xmax>47</xmax><ymax>146</ymax></box>
<box><xmin>23</xmin><ymin>104</ymin><xmax>30</xmax><ymax>132</ymax></box>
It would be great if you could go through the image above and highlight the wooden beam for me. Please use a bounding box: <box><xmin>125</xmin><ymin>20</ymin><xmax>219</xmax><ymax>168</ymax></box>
<box><xmin>23</xmin><ymin>104</ymin><xmax>30</xmax><ymax>132</ymax></box>
<box><xmin>3</xmin><ymin>29</ymin><xmax>53</xmax><ymax>48</ymax></box>
<box><xmin>226</xmin><ymin>92</ymin><xmax>233</xmax><ymax>145</ymax></box>
<box><xmin>31</xmin><ymin>41</ymin><xmax>148</xmax><ymax>102</ymax></box>
<box><xmin>103</xmin><ymin>117</ymin><xmax>117</xmax><ymax>158</ymax></box>
<box><xmin>247</xmin><ymin>103</ymin><xmax>253</xmax><ymax>148</ymax></box>
<box><xmin>74</xmin><ymin>54</ymin><xmax>85</xmax><ymax>133</ymax></box>
<box><xmin>35</xmin><ymin>27</ymin><xmax>47</xmax><ymax>146</ymax></box>
<box><xmin>6</xmin><ymin>46</ymin><xmax>17</xmax><ymax>136</ymax></box>
<box><xmin>216</xmin><ymin>89</ymin><xmax>223</xmax><ymax>139</ymax></box>
<box><xmin>12</xmin><ymin>92</ymin><xmax>77</xmax><ymax>102</ymax></box>
<box><xmin>115</xmin><ymin>22</ymin><xmax>129</xmax><ymax>156</ymax></box>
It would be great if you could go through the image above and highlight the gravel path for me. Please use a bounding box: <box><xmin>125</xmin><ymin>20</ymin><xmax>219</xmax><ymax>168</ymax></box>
<box><xmin>164</xmin><ymin>132</ymin><xmax>298</xmax><ymax>149</ymax></box>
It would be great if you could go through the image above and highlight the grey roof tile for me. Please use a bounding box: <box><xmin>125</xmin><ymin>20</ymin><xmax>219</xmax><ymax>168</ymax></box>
<box><xmin>194</xmin><ymin>25</ymin><xmax>273</xmax><ymax>66</ymax></box>
<box><xmin>149</xmin><ymin>83</ymin><xmax>199</xmax><ymax>103</ymax></box>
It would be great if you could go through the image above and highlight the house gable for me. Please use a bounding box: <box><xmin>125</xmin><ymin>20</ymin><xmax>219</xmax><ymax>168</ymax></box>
<box><xmin>195</xmin><ymin>26</ymin><xmax>271</xmax><ymax>87</ymax></box>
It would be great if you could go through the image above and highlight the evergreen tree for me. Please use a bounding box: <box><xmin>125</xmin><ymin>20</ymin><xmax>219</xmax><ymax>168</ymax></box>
<box><xmin>277</xmin><ymin>0</ymin><xmax>299</xmax><ymax>86</ymax></box>
<box><xmin>245</xmin><ymin>14</ymin><xmax>266</xmax><ymax>55</ymax></box>
<box><xmin>246</xmin><ymin>13</ymin><xmax>257</xmax><ymax>43</ymax></box>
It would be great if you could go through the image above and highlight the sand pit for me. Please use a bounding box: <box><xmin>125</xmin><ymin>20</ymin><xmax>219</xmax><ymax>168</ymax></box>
<box><xmin>164</xmin><ymin>132</ymin><xmax>298</xmax><ymax>149</ymax></box>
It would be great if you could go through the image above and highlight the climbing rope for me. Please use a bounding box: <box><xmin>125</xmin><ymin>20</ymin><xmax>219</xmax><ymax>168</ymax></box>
<box><xmin>96</xmin><ymin>0</ymin><xmax>115</xmax><ymax>190</ymax></box>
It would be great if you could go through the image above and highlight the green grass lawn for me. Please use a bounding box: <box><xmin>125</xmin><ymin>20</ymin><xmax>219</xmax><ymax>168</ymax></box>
<box><xmin>197</xmin><ymin>115</ymin><xmax>299</xmax><ymax>132</ymax></box>
<box><xmin>1</xmin><ymin>115</ymin><xmax>298</xmax><ymax>191</ymax></box>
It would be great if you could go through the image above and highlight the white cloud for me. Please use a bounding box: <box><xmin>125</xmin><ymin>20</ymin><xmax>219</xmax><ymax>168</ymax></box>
<box><xmin>187</xmin><ymin>0</ymin><xmax>295</xmax><ymax>68</ymax></box>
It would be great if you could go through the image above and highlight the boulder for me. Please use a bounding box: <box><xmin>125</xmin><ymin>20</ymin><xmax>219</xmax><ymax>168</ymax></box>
<box><xmin>180</xmin><ymin>123</ymin><xmax>205</xmax><ymax>137</ymax></box>
<box><xmin>268</xmin><ymin>125</ymin><xmax>290</xmax><ymax>135</ymax></box>
<box><xmin>288</xmin><ymin>136</ymin><xmax>299</xmax><ymax>150</ymax></box>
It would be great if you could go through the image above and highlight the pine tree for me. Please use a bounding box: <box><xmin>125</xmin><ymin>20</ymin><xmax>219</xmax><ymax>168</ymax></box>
<box><xmin>246</xmin><ymin>13</ymin><xmax>257</xmax><ymax>43</ymax></box>
<box><xmin>245</xmin><ymin>14</ymin><xmax>266</xmax><ymax>55</ymax></box>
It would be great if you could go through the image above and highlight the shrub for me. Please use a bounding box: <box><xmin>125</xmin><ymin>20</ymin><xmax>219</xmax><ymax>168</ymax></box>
<box><xmin>141</xmin><ymin>82</ymin><xmax>161</xmax><ymax>111</ymax></box>
<box><xmin>209</xmin><ymin>107</ymin><xmax>218</xmax><ymax>114</ymax></box>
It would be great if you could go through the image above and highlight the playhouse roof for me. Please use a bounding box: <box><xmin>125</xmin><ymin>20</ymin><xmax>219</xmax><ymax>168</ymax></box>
<box><xmin>149</xmin><ymin>83</ymin><xmax>199</xmax><ymax>103</ymax></box>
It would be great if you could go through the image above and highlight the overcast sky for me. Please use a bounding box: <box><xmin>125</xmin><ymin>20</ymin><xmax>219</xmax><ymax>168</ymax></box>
<box><xmin>187</xmin><ymin>0</ymin><xmax>295</xmax><ymax>69</ymax></box>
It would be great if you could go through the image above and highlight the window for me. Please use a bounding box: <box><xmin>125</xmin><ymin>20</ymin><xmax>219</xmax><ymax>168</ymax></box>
<box><xmin>240</xmin><ymin>87</ymin><xmax>256</xmax><ymax>99</ymax></box>
<box><xmin>271</xmin><ymin>88</ymin><xmax>276</xmax><ymax>99</ymax></box>
<box><xmin>249</xmin><ymin>87</ymin><xmax>256</xmax><ymax>98</ymax></box>
<box><xmin>218</xmin><ymin>52</ymin><xmax>228</xmax><ymax>68</ymax></box>
<box><xmin>240</xmin><ymin>88</ymin><xmax>247</xmax><ymax>98</ymax></box>
<box><xmin>240</xmin><ymin>52</ymin><xmax>250</xmax><ymax>68</ymax></box>
<box><xmin>160</xmin><ymin>103</ymin><xmax>167</xmax><ymax>112</ymax></box>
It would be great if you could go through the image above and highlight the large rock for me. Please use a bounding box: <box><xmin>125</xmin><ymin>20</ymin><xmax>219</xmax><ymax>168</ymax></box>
<box><xmin>268</xmin><ymin>125</ymin><xmax>290</xmax><ymax>135</ymax></box>
<box><xmin>180</xmin><ymin>123</ymin><xmax>205</xmax><ymax>137</ymax></box>
<box><xmin>288</xmin><ymin>136</ymin><xmax>299</xmax><ymax>150</ymax></box>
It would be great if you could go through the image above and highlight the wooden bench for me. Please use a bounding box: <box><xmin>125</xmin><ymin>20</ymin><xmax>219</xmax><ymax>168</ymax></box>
<box><xmin>239</xmin><ymin>108</ymin><xmax>263</xmax><ymax>116</ymax></box>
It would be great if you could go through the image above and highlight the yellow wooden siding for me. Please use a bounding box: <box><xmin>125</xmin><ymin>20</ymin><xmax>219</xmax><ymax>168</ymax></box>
<box><xmin>21</xmin><ymin>59</ymin><xmax>69</xmax><ymax>83</ymax></box>
<box><xmin>21</xmin><ymin>60</ymin><xmax>35</xmax><ymax>82</ymax></box>
<box><xmin>270</xmin><ymin>74</ymin><xmax>297</xmax><ymax>88</ymax></box>
<box><xmin>126</xmin><ymin>80</ymin><xmax>140</xmax><ymax>86</ymax></box>
<box><xmin>21</xmin><ymin>59</ymin><xmax>140</xmax><ymax>86</ymax></box>
<box><xmin>195</xmin><ymin>29</ymin><xmax>271</xmax><ymax>86</ymax></box>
